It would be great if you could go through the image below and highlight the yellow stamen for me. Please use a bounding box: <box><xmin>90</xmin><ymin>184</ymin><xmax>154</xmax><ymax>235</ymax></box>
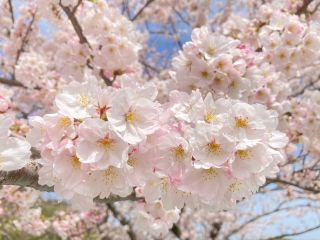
<box><xmin>236</xmin><ymin>149</ymin><xmax>251</xmax><ymax>159</ymax></box>
<box><xmin>161</xmin><ymin>178</ymin><xmax>169</xmax><ymax>192</ymax></box>
<box><xmin>214</xmin><ymin>76</ymin><xmax>222</xmax><ymax>85</ymax></box>
<box><xmin>207</xmin><ymin>47</ymin><xmax>216</xmax><ymax>56</ymax></box>
<box><xmin>58</xmin><ymin>117</ymin><xmax>72</xmax><ymax>128</ymax></box>
<box><xmin>173</xmin><ymin>145</ymin><xmax>185</xmax><ymax>159</ymax></box>
<box><xmin>216</xmin><ymin>61</ymin><xmax>225</xmax><ymax>69</ymax></box>
<box><xmin>127</xmin><ymin>157</ymin><xmax>136</xmax><ymax>167</ymax></box>
<box><xmin>208</xmin><ymin>142</ymin><xmax>220</xmax><ymax>154</ymax></box>
<box><xmin>98</xmin><ymin>138</ymin><xmax>113</xmax><ymax>149</ymax></box>
<box><xmin>230</xmin><ymin>80</ymin><xmax>236</xmax><ymax>88</ymax></box>
<box><xmin>79</xmin><ymin>95</ymin><xmax>90</xmax><ymax>107</ymax></box>
<box><xmin>235</xmin><ymin>117</ymin><xmax>248</xmax><ymax>128</ymax></box>
<box><xmin>105</xmin><ymin>166</ymin><xmax>118</xmax><ymax>182</ymax></box>
<box><xmin>125</xmin><ymin>111</ymin><xmax>136</xmax><ymax>123</ymax></box>
<box><xmin>228</xmin><ymin>182</ymin><xmax>242</xmax><ymax>192</ymax></box>
<box><xmin>201</xmin><ymin>71</ymin><xmax>210</xmax><ymax>79</ymax></box>
<box><xmin>202</xmin><ymin>168</ymin><xmax>218</xmax><ymax>180</ymax></box>
<box><xmin>204</xmin><ymin>112</ymin><xmax>215</xmax><ymax>123</ymax></box>
<box><xmin>71</xmin><ymin>156</ymin><xmax>81</xmax><ymax>169</ymax></box>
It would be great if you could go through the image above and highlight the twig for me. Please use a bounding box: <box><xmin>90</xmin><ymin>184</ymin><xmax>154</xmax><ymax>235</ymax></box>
<box><xmin>266</xmin><ymin>224</ymin><xmax>320</xmax><ymax>240</ymax></box>
<box><xmin>107</xmin><ymin>203</ymin><xmax>137</xmax><ymax>240</ymax></box>
<box><xmin>290</xmin><ymin>78</ymin><xmax>320</xmax><ymax>98</ymax></box>
<box><xmin>14</xmin><ymin>10</ymin><xmax>36</xmax><ymax>75</ymax></box>
<box><xmin>171</xmin><ymin>224</ymin><xmax>182</xmax><ymax>239</ymax></box>
<box><xmin>59</xmin><ymin>0</ymin><xmax>91</xmax><ymax>47</ymax></box>
<box><xmin>131</xmin><ymin>0</ymin><xmax>155</xmax><ymax>21</ymax></box>
<box><xmin>72</xmin><ymin>0</ymin><xmax>83</xmax><ymax>14</ymax></box>
<box><xmin>296</xmin><ymin>0</ymin><xmax>313</xmax><ymax>15</ymax></box>
<box><xmin>7</xmin><ymin>0</ymin><xmax>14</xmax><ymax>23</ymax></box>
<box><xmin>170</xmin><ymin>19</ymin><xmax>183</xmax><ymax>50</ymax></box>
<box><xmin>0</xmin><ymin>77</ymin><xmax>26</xmax><ymax>88</ymax></box>
<box><xmin>267</xmin><ymin>178</ymin><xmax>320</xmax><ymax>193</ymax></box>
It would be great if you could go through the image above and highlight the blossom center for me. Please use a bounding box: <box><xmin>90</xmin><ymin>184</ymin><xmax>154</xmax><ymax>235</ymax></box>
<box><xmin>79</xmin><ymin>95</ymin><xmax>90</xmax><ymax>107</ymax></box>
<box><xmin>235</xmin><ymin>117</ymin><xmax>248</xmax><ymax>128</ymax></box>
<box><xmin>98</xmin><ymin>138</ymin><xmax>114</xmax><ymax>149</ymax></box>
<box><xmin>71</xmin><ymin>156</ymin><xmax>81</xmax><ymax>169</ymax></box>
<box><xmin>125</xmin><ymin>111</ymin><xmax>136</xmax><ymax>123</ymax></box>
<box><xmin>207</xmin><ymin>142</ymin><xmax>220</xmax><ymax>154</ymax></box>
<box><xmin>105</xmin><ymin>167</ymin><xmax>118</xmax><ymax>183</ymax></box>
<box><xmin>173</xmin><ymin>145</ymin><xmax>185</xmax><ymax>159</ymax></box>
<box><xmin>228</xmin><ymin>182</ymin><xmax>242</xmax><ymax>193</ymax></box>
<box><xmin>202</xmin><ymin>168</ymin><xmax>218</xmax><ymax>180</ymax></box>
<box><xmin>207</xmin><ymin>47</ymin><xmax>216</xmax><ymax>56</ymax></box>
<box><xmin>58</xmin><ymin>117</ymin><xmax>72</xmax><ymax>128</ymax></box>
<box><xmin>204</xmin><ymin>112</ymin><xmax>215</xmax><ymax>123</ymax></box>
<box><xmin>127</xmin><ymin>157</ymin><xmax>136</xmax><ymax>167</ymax></box>
<box><xmin>161</xmin><ymin>178</ymin><xmax>169</xmax><ymax>192</ymax></box>
<box><xmin>236</xmin><ymin>149</ymin><xmax>251</xmax><ymax>159</ymax></box>
<box><xmin>201</xmin><ymin>71</ymin><xmax>210</xmax><ymax>79</ymax></box>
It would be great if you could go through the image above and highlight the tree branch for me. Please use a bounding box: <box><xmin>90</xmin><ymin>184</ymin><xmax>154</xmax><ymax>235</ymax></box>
<box><xmin>0</xmin><ymin>77</ymin><xmax>26</xmax><ymax>88</ymax></box>
<box><xmin>59</xmin><ymin>1</ymin><xmax>116</xmax><ymax>87</ymax></box>
<box><xmin>266</xmin><ymin>224</ymin><xmax>320</xmax><ymax>240</ymax></box>
<box><xmin>226</xmin><ymin>204</ymin><xmax>320</xmax><ymax>239</ymax></box>
<box><xmin>267</xmin><ymin>178</ymin><xmax>320</xmax><ymax>193</ymax></box>
<box><xmin>107</xmin><ymin>203</ymin><xmax>137</xmax><ymax>240</ymax></box>
<box><xmin>131</xmin><ymin>0</ymin><xmax>155</xmax><ymax>21</ymax></box>
<box><xmin>0</xmin><ymin>165</ymin><xmax>53</xmax><ymax>192</ymax></box>
<box><xmin>14</xmin><ymin>10</ymin><xmax>36</xmax><ymax>75</ymax></box>
<box><xmin>7</xmin><ymin>0</ymin><xmax>14</xmax><ymax>23</ymax></box>
<box><xmin>296</xmin><ymin>0</ymin><xmax>314</xmax><ymax>15</ymax></box>
<box><xmin>59</xmin><ymin>0</ymin><xmax>91</xmax><ymax>47</ymax></box>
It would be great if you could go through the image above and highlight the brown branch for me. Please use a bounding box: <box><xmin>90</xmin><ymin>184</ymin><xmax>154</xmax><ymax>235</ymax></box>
<box><xmin>59</xmin><ymin>0</ymin><xmax>91</xmax><ymax>47</ymax></box>
<box><xmin>99</xmin><ymin>70</ymin><xmax>114</xmax><ymax>86</ymax></box>
<box><xmin>0</xmin><ymin>164</ymin><xmax>53</xmax><ymax>192</ymax></box>
<box><xmin>266</xmin><ymin>224</ymin><xmax>320</xmax><ymax>240</ymax></box>
<box><xmin>71</xmin><ymin>0</ymin><xmax>83</xmax><ymax>14</ymax></box>
<box><xmin>59</xmin><ymin>1</ymin><xmax>116</xmax><ymax>87</ymax></box>
<box><xmin>226</xmin><ymin>204</ymin><xmax>320</xmax><ymax>239</ymax></box>
<box><xmin>0</xmin><ymin>77</ymin><xmax>26</xmax><ymax>88</ymax></box>
<box><xmin>290</xmin><ymin>78</ymin><xmax>320</xmax><ymax>98</ymax></box>
<box><xmin>7</xmin><ymin>0</ymin><xmax>14</xmax><ymax>23</ymax></box>
<box><xmin>107</xmin><ymin>203</ymin><xmax>137</xmax><ymax>240</ymax></box>
<box><xmin>266</xmin><ymin>178</ymin><xmax>320</xmax><ymax>193</ymax></box>
<box><xmin>14</xmin><ymin>10</ymin><xmax>36</xmax><ymax>74</ymax></box>
<box><xmin>170</xmin><ymin>18</ymin><xmax>183</xmax><ymax>50</ymax></box>
<box><xmin>140</xmin><ymin>60</ymin><xmax>160</xmax><ymax>73</ymax></box>
<box><xmin>131</xmin><ymin>0</ymin><xmax>155</xmax><ymax>21</ymax></box>
<box><xmin>296</xmin><ymin>0</ymin><xmax>314</xmax><ymax>15</ymax></box>
<box><xmin>171</xmin><ymin>224</ymin><xmax>182</xmax><ymax>239</ymax></box>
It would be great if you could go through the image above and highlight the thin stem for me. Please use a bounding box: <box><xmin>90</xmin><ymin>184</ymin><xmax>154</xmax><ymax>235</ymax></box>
<box><xmin>131</xmin><ymin>0</ymin><xmax>155</xmax><ymax>21</ymax></box>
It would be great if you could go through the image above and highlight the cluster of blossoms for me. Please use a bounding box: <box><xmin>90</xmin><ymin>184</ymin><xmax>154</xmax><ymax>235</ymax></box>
<box><xmin>279</xmin><ymin>92</ymin><xmax>320</xmax><ymax>154</ymax></box>
<box><xmin>221</xmin><ymin>2</ymin><xmax>320</xmax><ymax>79</ymax></box>
<box><xmin>171</xmin><ymin>27</ymin><xmax>268</xmax><ymax>102</ymax></box>
<box><xmin>34</xmin><ymin>0</ymin><xmax>143</xmax><ymax>81</ymax></box>
<box><xmin>27</xmin><ymin>73</ymin><xmax>287</xmax><ymax>234</ymax></box>
<box><xmin>256</xmin><ymin>4</ymin><xmax>320</xmax><ymax>77</ymax></box>
<box><xmin>1</xmin><ymin>0</ymin><xmax>144</xmax><ymax>116</ymax></box>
